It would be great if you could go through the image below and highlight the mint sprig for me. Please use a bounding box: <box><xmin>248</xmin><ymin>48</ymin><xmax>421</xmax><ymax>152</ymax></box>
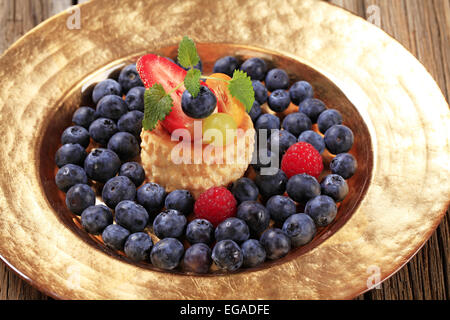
<box><xmin>184</xmin><ymin>68</ymin><xmax>201</xmax><ymax>97</ymax></box>
<box><xmin>228</xmin><ymin>70</ymin><xmax>255</xmax><ymax>113</ymax></box>
<box><xmin>142</xmin><ymin>83</ymin><xmax>173</xmax><ymax>131</ymax></box>
<box><xmin>177</xmin><ymin>36</ymin><xmax>200</xmax><ymax>69</ymax></box>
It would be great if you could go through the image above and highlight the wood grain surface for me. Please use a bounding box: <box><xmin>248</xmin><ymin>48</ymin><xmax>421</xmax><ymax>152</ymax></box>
<box><xmin>0</xmin><ymin>0</ymin><xmax>448</xmax><ymax>300</ymax></box>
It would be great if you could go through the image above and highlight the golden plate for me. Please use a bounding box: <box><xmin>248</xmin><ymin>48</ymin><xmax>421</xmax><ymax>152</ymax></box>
<box><xmin>0</xmin><ymin>0</ymin><xmax>448</xmax><ymax>300</ymax></box>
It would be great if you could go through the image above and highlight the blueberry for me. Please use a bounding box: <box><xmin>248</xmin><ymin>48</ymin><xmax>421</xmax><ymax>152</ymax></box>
<box><xmin>236</xmin><ymin>201</ymin><xmax>270</xmax><ymax>234</ymax></box>
<box><xmin>330</xmin><ymin>153</ymin><xmax>357</xmax><ymax>179</ymax></box>
<box><xmin>298</xmin><ymin>130</ymin><xmax>325</xmax><ymax>154</ymax></box>
<box><xmin>153</xmin><ymin>209</ymin><xmax>187</xmax><ymax>239</ymax></box>
<box><xmin>55</xmin><ymin>164</ymin><xmax>88</xmax><ymax>192</ymax></box>
<box><xmin>299</xmin><ymin>98</ymin><xmax>326</xmax><ymax>123</ymax></box>
<box><xmin>81</xmin><ymin>204</ymin><xmax>113</xmax><ymax>235</ymax></box>
<box><xmin>84</xmin><ymin>148</ymin><xmax>121</xmax><ymax>183</ymax></box>
<box><xmin>248</xmin><ymin>101</ymin><xmax>262</xmax><ymax>122</ymax></box>
<box><xmin>268</xmin><ymin>89</ymin><xmax>290</xmax><ymax>113</ymax></box>
<box><xmin>289</xmin><ymin>81</ymin><xmax>314</xmax><ymax>105</ymax></box>
<box><xmin>92</xmin><ymin>79</ymin><xmax>122</xmax><ymax>105</ymax></box>
<box><xmin>186</xmin><ymin>219</ymin><xmax>214</xmax><ymax>244</ymax></box>
<box><xmin>324</xmin><ymin>125</ymin><xmax>354</xmax><ymax>154</ymax></box>
<box><xmin>117</xmin><ymin>111</ymin><xmax>144</xmax><ymax>137</ymax></box>
<box><xmin>231</xmin><ymin>177</ymin><xmax>259</xmax><ymax>204</ymax></box>
<box><xmin>212</xmin><ymin>240</ymin><xmax>243</xmax><ymax>271</ymax></box>
<box><xmin>118</xmin><ymin>64</ymin><xmax>144</xmax><ymax>93</ymax></box>
<box><xmin>150</xmin><ymin>238</ymin><xmax>184</xmax><ymax>270</ymax></box>
<box><xmin>254</xmin><ymin>169</ymin><xmax>287</xmax><ymax>199</ymax></box>
<box><xmin>181</xmin><ymin>86</ymin><xmax>217</xmax><ymax>119</ymax></box>
<box><xmin>107</xmin><ymin>132</ymin><xmax>140</xmax><ymax>161</ymax></box>
<box><xmin>268</xmin><ymin>129</ymin><xmax>297</xmax><ymax>155</ymax></box>
<box><xmin>241</xmin><ymin>239</ymin><xmax>266</xmax><ymax>268</ymax></box>
<box><xmin>251</xmin><ymin>147</ymin><xmax>278</xmax><ymax>172</ymax></box>
<box><xmin>259</xmin><ymin>228</ymin><xmax>291</xmax><ymax>260</ymax></box>
<box><xmin>115</xmin><ymin>200</ymin><xmax>149</xmax><ymax>233</ymax></box>
<box><xmin>96</xmin><ymin>95</ymin><xmax>128</xmax><ymax>121</ymax></box>
<box><xmin>102</xmin><ymin>176</ymin><xmax>136</xmax><ymax>209</ymax></box>
<box><xmin>72</xmin><ymin>106</ymin><xmax>97</xmax><ymax>129</ymax></box>
<box><xmin>213</xmin><ymin>56</ymin><xmax>239</xmax><ymax>77</ymax></box>
<box><xmin>119</xmin><ymin>162</ymin><xmax>145</xmax><ymax>187</ymax></box>
<box><xmin>282</xmin><ymin>213</ymin><xmax>316</xmax><ymax>247</ymax></box>
<box><xmin>282</xmin><ymin>112</ymin><xmax>312</xmax><ymax>138</ymax></box>
<box><xmin>124</xmin><ymin>232</ymin><xmax>153</xmax><ymax>262</ymax></box>
<box><xmin>215</xmin><ymin>217</ymin><xmax>250</xmax><ymax>244</ymax></box>
<box><xmin>65</xmin><ymin>184</ymin><xmax>96</xmax><ymax>215</ymax></box>
<box><xmin>240</xmin><ymin>57</ymin><xmax>267</xmax><ymax>81</ymax></box>
<box><xmin>164</xmin><ymin>189</ymin><xmax>194</xmax><ymax>215</ymax></box>
<box><xmin>55</xmin><ymin>143</ymin><xmax>87</xmax><ymax>168</ymax></box>
<box><xmin>255</xmin><ymin>114</ymin><xmax>280</xmax><ymax>131</ymax></box>
<box><xmin>137</xmin><ymin>183</ymin><xmax>166</xmax><ymax>215</ymax></box>
<box><xmin>177</xmin><ymin>59</ymin><xmax>203</xmax><ymax>72</ymax></box>
<box><xmin>252</xmin><ymin>80</ymin><xmax>268</xmax><ymax>105</ymax></box>
<box><xmin>317</xmin><ymin>109</ymin><xmax>343</xmax><ymax>134</ymax></box>
<box><xmin>102</xmin><ymin>224</ymin><xmax>130</xmax><ymax>251</ymax></box>
<box><xmin>125</xmin><ymin>86</ymin><xmax>145</xmax><ymax>112</ymax></box>
<box><xmin>286</xmin><ymin>174</ymin><xmax>320</xmax><ymax>203</ymax></box>
<box><xmin>266</xmin><ymin>195</ymin><xmax>296</xmax><ymax>224</ymax></box>
<box><xmin>320</xmin><ymin>174</ymin><xmax>349</xmax><ymax>202</ymax></box>
<box><xmin>89</xmin><ymin>118</ymin><xmax>118</xmax><ymax>146</ymax></box>
<box><xmin>61</xmin><ymin>125</ymin><xmax>90</xmax><ymax>148</ymax></box>
<box><xmin>183</xmin><ymin>243</ymin><xmax>212</xmax><ymax>274</ymax></box>
<box><xmin>265</xmin><ymin>68</ymin><xmax>289</xmax><ymax>92</ymax></box>
<box><xmin>165</xmin><ymin>57</ymin><xmax>176</xmax><ymax>64</ymax></box>
<box><xmin>305</xmin><ymin>195</ymin><xmax>337</xmax><ymax>227</ymax></box>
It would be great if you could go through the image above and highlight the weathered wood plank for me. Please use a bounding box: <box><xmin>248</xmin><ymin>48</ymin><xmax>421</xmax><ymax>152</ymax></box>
<box><xmin>0</xmin><ymin>0</ymin><xmax>72</xmax><ymax>54</ymax></box>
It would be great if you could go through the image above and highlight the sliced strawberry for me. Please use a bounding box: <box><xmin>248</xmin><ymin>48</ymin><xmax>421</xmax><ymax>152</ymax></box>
<box><xmin>136</xmin><ymin>54</ymin><xmax>195</xmax><ymax>136</ymax></box>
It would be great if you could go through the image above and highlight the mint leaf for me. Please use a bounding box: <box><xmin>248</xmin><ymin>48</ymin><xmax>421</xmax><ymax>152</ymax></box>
<box><xmin>184</xmin><ymin>68</ymin><xmax>201</xmax><ymax>97</ymax></box>
<box><xmin>177</xmin><ymin>36</ymin><xmax>200</xmax><ymax>69</ymax></box>
<box><xmin>228</xmin><ymin>69</ymin><xmax>255</xmax><ymax>112</ymax></box>
<box><xmin>143</xmin><ymin>84</ymin><xmax>173</xmax><ymax>131</ymax></box>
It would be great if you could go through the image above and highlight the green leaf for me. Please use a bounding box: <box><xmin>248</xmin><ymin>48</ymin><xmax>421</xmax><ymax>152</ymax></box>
<box><xmin>184</xmin><ymin>68</ymin><xmax>202</xmax><ymax>97</ymax></box>
<box><xmin>228</xmin><ymin>69</ymin><xmax>255</xmax><ymax>113</ymax></box>
<box><xmin>142</xmin><ymin>84</ymin><xmax>173</xmax><ymax>131</ymax></box>
<box><xmin>177</xmin><ymin>36</ymin><xmax>200</xmax><ymax>69</ymax></box>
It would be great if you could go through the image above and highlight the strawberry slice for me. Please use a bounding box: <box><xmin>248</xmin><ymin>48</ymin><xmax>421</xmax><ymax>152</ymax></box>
<box><xmin>136</xmin><ymin>54</ymin><xmax>195</xmax><ymax>136</ymax></box>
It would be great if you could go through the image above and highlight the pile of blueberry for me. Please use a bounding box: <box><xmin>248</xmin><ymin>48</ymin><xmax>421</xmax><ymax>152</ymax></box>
<box><xmin>54</xmin><ymin>56</ymin><xmax>357</xmax><ymax>274</ymax></box>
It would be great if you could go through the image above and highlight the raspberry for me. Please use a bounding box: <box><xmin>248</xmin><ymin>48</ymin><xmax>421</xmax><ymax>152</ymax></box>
<box><xmin>281</xmin><ymin>142</ymin><xmax>323</xmax><ymax>179</ymax></box>
<box><xmin>194</xmin><ymin>187</ymin><xmax>237</xmax><ymax>227</ymax></box>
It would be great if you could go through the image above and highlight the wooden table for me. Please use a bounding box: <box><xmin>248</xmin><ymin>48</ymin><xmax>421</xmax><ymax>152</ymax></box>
<box><xmin>0</xmin><ymin>0</ymin><xmax>448</xmax><ymax>300</ymax></box>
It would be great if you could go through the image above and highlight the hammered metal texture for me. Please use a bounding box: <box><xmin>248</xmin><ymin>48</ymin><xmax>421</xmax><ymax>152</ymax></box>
<box><xmin>0</xmin><ymin>0</ymin><xmax>448</xmax><ymax>300</ymax></box>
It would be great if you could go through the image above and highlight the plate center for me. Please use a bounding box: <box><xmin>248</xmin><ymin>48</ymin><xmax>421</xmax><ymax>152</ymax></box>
<box><xmin>38</xmin><ymin>43</ymin><xmax>373</xmax><ymax>275</ymax></box>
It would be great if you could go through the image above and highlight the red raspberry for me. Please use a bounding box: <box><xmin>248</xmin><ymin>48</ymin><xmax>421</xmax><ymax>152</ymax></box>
<box><xmin>281</xmin><ymin>142</ymin><xmax>323</xmax><ymax>179</ymax></box>
<box><xmin>194</xmin><ymin>187</ymin><xmax>237</xmax><ymax>227</ymax></box>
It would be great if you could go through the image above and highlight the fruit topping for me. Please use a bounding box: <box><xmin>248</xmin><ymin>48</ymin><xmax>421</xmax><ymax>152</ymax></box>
<box><xmin>202</xmin><ymin>112</ymin><xmax>238</xmax><ymax>146</ymax></box>
<box><xmin>181</xmin><ymin>85</ymin><xmax>217</xmax><ymax>119</ymax></box>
